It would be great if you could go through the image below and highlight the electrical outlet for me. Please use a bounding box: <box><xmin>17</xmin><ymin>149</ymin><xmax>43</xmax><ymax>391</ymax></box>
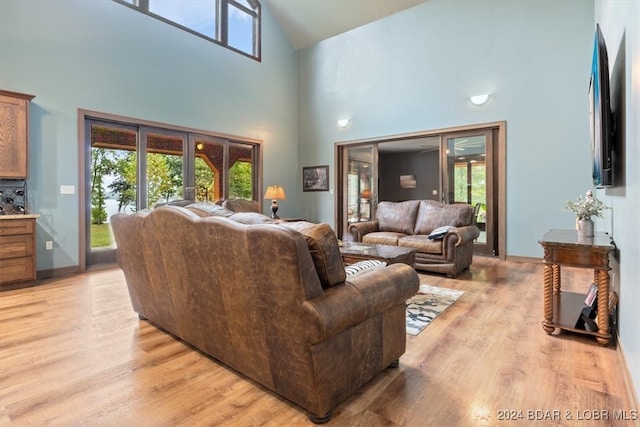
<box><xmin>46</xmin><ymin>241</ymin><xmax>53</xmax><ymax>250</ymax></box>
<box><xmin>432</xmin><ymin>189</ymin><xmax>438</xmax><ymax>195</ymax></box>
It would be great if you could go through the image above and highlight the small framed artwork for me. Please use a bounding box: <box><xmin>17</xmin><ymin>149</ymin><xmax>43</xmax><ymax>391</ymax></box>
<box><xmin>400</xmin><ymin>174</ymin><xmax>417</xmax><ymax>189</ymax></box>
<box><xmin>303</xmin><ymin>165</ymin><xmax>329</xmax><ymax>191</ymax></box>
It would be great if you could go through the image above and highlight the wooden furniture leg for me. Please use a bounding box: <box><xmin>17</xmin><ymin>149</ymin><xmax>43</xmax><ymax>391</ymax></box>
<box><xmin>542</xmin><ymin>263</ymin><xmax>555</xmax><ymax>334</ymax></box>
<box><xmin>595</xmin><ymin>268</ymin><xmax>611</xmax><ymax>346</ymax></box>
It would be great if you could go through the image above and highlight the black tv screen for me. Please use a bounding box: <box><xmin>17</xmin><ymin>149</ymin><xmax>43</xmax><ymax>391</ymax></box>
<box><xmin>589</xmin><ymin>23</ymin><xmax>613</xmax><ymax>188</ymax></box>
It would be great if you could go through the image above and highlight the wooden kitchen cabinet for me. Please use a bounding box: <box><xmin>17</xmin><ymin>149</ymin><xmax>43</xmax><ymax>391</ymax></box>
<box><xmin>0</xmin><ymin>90</ymin><xmax>35</xmax><ymax>179</ymax></box>
<box><xmin>0</xmin><ymin>216</ymin><xmax>38</xmax><ymax>285</ymax></box>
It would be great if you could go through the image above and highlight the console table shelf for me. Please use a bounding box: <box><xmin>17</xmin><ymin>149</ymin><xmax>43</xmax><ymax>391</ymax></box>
<box><xmin>538</xmin><ymin>229</ymin><xmax>616</xmax><ymax>346</ymax></box>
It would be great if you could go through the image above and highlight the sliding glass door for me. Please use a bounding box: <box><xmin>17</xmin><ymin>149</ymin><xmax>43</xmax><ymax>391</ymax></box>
<box><xmin>336</xmin><ymin>122</ymin><xmax>504</xmax><ymax>258</ymax></box>
<box><xmin>85</xmin><ymin>117</ymin><xmax>260</xmax><ymax>267</ymax></box>
<box><xmin>338</xmin><ymin>144</ymin><xmax>377</xmax><ymax>240</ymax></box>
<box><xmin>442</xmin><ymin>129</ymin><xmax>495</xmax><ymax>256</ymax></box>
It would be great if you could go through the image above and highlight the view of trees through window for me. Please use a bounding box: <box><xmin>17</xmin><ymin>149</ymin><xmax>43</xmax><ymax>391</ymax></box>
<box><xmin>89</xmin><ymin>124</ymin><xmax>256</xmax><ymax>249</ymax></box>
<box><xmin>454</xmin><ymin>161</ymin><xmax>487</xmax><ymax>223</ymax></box>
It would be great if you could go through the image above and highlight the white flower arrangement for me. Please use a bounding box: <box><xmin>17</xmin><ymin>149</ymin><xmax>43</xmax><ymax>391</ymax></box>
<box><xmin>565</xmin><ymin>190</ymin><xmax>610</xmax><ymax>220</ymax></box>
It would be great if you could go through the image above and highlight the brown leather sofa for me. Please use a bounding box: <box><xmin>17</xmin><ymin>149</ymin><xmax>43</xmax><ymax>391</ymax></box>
<box><xmin>111</xmin><ymin>203</ymin><xmax>419</xmax><ymax>423</ymax></box>
<box><xmin>347</xmin><ymin>200</ymin><xmax>480</xmax><ymax>278</ymax></box>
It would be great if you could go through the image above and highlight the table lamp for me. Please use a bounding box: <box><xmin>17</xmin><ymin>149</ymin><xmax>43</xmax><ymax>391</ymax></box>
<box><xmin>264</xmin><ymin>185</ymin><xmax>286</xmax><ymax>219</ymax></box>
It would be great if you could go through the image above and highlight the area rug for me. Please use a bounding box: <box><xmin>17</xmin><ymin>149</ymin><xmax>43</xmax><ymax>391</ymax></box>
<box><xmin>406</xmin><ymin>284</ymin><xmax>464</xmax><ymax>336</ymax></box>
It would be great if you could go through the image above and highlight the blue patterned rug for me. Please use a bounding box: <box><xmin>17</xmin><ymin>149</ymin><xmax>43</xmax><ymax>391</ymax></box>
<box><xmin>406</xmin><ymin>284</ymin><xmax>464</xmax><ymax>336</ymax></box>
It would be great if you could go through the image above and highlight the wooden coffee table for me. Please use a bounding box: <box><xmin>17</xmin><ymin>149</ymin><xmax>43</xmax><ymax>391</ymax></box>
<box><xmin>340</xmin><ymin>242</ymin><xmax>416</xmax><ymax>267</ymax></box>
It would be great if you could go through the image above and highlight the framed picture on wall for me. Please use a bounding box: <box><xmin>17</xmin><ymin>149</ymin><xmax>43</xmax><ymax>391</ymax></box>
<box><xmin>303</xmin><ymin>165</ymin><xmax>329</xmax><ymax>191</ymax></box>
<box><xmin>400</xmin><ymin>174</ymin><xmax>417</xmax><ymax>189</ymax></box>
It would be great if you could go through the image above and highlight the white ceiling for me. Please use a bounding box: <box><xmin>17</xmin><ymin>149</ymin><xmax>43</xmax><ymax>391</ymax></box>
<box><xmin>263</xmin><ymin>0</ymin><xmax>430</xmax><ymax>50</ymax></box>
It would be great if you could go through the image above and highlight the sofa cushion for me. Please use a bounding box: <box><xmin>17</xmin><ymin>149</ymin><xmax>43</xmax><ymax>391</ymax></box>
<box><xmin>376</xmin><ymin>200</ymin><xmax>419</xmax><ymax>234</ymax></box>
<box><xmin>279</xmin><ymin>221</ymin><xmax>346</xmax><ymax>288</ymax></box>
<box><xmin>344</xmin><ymin>260</ymin><xmax>387</xmax><ymax>277</ymax></box>
<box><xmin>414</xmin><ymin>201</ymin><xmax>473</xmax><ymax>235</ymax></box>
<box><xmin>399</xmin><ymin>235</ymin><xmax>443</xmax><ymax>255</ymax></box>
<box><xmin>362</xmin><ymin>231</ymin><xmax>406</xmax><ymax>246</ymax></box>
<box><xmin>229</xmin><ymin>212</ymin><xmax>279</xmax><ymax>224</ymax></box>
<box><xmin>222</xmin><ymin>198</ymin><xmax>261</xmax><ymax>213</ymax></box>
<box><xmin>185</xmin><ymin>202</ymin><xmax>234</xmax><ymax>218</ymax></box>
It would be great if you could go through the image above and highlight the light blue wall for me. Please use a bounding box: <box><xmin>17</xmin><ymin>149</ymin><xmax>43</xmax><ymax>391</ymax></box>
<box><xmin>297</xmin><ymin>0</ymin><xmax>595</xmax><ymax>256</ymax></box>
<box><xmin>596</xmin><ymin>0</ymin><xmax>640</xmax><ymax>406</ymax></box>
<box><xmin>0</xmin><ymin>0</ymin><xmax>298</xmax><ymax>270</ymax></box>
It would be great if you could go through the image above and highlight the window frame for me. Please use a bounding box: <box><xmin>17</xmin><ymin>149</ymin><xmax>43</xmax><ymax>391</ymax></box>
<box><xmin>113</xmin><ymin>0</ymin><xmax>261</xmax><ymax>61</ymax></box>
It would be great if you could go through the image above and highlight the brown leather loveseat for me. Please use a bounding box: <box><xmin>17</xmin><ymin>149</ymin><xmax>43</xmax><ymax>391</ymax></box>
<box><xmin>111</xmin><ymin>203</ymin><xmax>419</xmax><ymax>423</ymax></box>
<box><xmin>348</xmin><ymin>200</ymin><xmax>480</xmax><ymax>278</ymax></box>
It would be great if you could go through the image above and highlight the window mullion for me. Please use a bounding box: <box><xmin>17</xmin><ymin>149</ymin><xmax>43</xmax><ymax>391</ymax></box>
<box><xmin>219</xmin><ymin>0</ymin><xmax>228</xmax><ymax>46</ymax></box>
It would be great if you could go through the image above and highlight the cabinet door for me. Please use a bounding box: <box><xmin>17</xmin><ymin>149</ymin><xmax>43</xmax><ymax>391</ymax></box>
<box><xmin>0</xmin><ymin>91</ymin><xmax>34</xmax><ymax>179</ymax></box>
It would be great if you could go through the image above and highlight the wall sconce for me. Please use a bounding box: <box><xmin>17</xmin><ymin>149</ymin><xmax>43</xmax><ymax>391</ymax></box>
<box><xmin>470</xmin><ymin>94</ymin><xmax>490</xmax><ymax>106</ymax></box>
<box><xmin>337</xmin><ymin>118</ymin><xmax>351</xmax><ymax>128</ymax></box>
<box><xmin>264</xmin><ymin>185</ymin><xmax>286</xmax><ymax>219</ymax></box>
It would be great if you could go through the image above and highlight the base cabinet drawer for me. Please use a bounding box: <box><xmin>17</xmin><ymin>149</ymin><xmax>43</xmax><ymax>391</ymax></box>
<box><xmin>0</xmin><ymin>256</ymin><xmax>35</xmax><ymax>283</ymax></box>
<box><xmin>0</xmin><ymin>217</ymin><xmax>37</xmax><ymax>285</ymax></box>
<box><xmin>0</xmin><ymin>234</ymin><xmax>34</xmax><ymax>259</ymax></box>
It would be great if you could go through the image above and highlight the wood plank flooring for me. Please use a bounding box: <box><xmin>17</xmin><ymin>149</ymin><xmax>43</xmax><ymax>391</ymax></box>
<box><xmin>1</xmin><ymin>257</ymin><xmax>637</xmax><ymax>426</ymax></box>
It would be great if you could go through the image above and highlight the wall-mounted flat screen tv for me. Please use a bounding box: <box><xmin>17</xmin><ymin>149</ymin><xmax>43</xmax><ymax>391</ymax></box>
<box><xmin>589</xmin><ymin>23</ymin><xmax>614</xmax><ymax>188</ymax></box>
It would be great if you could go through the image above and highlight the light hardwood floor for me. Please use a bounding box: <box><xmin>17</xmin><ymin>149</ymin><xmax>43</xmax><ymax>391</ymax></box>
<box><xmin>1</xmin><ymin>257</ymin><xmax>637</xmax><ymax>426</ymax></box>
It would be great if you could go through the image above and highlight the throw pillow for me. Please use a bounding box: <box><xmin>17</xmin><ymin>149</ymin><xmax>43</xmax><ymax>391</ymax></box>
<box><xmin>428</xmin><ymin>225</ymin><xmax>455</xmax><ymax>240</ymax></box>
<box><xmin>344</xmin><ymin>259</ymin><xmax>387</xmax><ymax>277</ymax></box>
<box><xmin>279</xmin><ymin>221</ymin><xmax>346</xmax><ymax>288</ymax></box>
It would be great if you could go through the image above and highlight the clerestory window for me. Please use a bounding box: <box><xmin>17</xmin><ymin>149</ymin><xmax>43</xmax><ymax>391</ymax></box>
<box><xmin>114</xmin><ymin>0</ymin><xmax>261</xmax><ymax>60</ymax></box>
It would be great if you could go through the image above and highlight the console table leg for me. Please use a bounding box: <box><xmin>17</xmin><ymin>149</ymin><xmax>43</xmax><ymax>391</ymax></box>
<box><xmin>542</xmin><ymin>263</ymin><xmax>555</xmax><ymax>334</ymax></box>
<box><xmin>552</xmin><ymin>264</ymin><xmax>561</xmax><ymax>294</ymax></box>
<box><xmin>595</xmin><ymin>268</ymin><xmax>611</xmax><ymax>346</ymax></box>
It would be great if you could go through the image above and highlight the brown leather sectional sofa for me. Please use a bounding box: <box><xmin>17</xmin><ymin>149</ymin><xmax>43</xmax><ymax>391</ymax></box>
<box><xmin>348</xmin><ymin>200</ymin><xmax>480</xmax><ymax>278</ymax></box>
<box><xmin>111</xmin><ymin>203</ymin><xmax>419</xmax><ymax>423</ymax></box>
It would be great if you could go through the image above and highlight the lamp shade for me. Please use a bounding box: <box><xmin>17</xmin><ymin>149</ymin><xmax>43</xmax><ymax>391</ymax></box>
<box><xmin>264</xmin><ymin>185</ymin><xmax>286</xmax><ymax>200</ymax></box>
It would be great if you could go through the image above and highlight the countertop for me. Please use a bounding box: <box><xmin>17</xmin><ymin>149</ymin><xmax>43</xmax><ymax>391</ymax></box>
<box><xmin>0</xmin><ymin>214</ymin><xmax>40</xmax><ymax>220</ymax></box>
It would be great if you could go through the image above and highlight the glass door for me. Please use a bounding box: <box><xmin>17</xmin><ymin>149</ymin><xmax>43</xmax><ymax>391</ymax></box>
<box><xmin>339</xmin><ymin>144</ymin><xmax>377</xmax><ymax>240</ymax></box>
<box><xmin>442</xmin><ymin>130</ymin><xmax>495</xmax><ymax>256</ymax></box>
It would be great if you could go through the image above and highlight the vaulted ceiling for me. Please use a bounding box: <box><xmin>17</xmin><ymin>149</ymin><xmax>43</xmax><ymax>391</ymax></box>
<box><xmin>262</xmin><ymin>0</ymin><xmax>430</xmax><ymax>50</ymax></box>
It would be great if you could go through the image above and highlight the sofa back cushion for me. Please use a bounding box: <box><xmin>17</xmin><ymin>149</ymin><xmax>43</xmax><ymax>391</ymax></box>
<box><xmin>376</xmin><ymin>200</ymin><xmax>420</xmax><ymax>235</ymax></box>
<box><xmin>279</xmin><ymin>221</ymin><xmax>346</xmax><ymax>288</ymax></box>
<box><xmin>222</xmin><ymin>198</ymin><xmax>261</xmax><ymax>213</ymax></box>
<box><xmin>229</xmin><ymin>212</ymin><xmax>279</xmax><ymax>224</ymax></box>
<box><xmin>414</xmin><ymin>200</ymin><xmax>473</xmax><ymax>235</ymax></box>
<box><xmin>185</xmin><ymin>202</ymin><xmax>234</xmax><ymax>218</ymax></box>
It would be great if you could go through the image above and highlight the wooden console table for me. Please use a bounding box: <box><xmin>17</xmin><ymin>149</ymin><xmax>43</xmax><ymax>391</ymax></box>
<box><xmin>538</xmin><ymin>229</ymin><xmax>616</xmax><ymax>346</ymax></box>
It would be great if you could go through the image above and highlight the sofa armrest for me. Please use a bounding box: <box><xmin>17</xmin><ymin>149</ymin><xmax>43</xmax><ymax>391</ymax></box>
<box><xmin>347</xmin><ymin>221</ymin><xmax>379</xmax><ymax>242</ymax></box>
<box><xmin>439</xmin><ymin>225</ymin><xmax>481</xmax><ymax>260</ymax></box>
<box><xmin>446</xmin><ymin>224</ymin><xmax>481</xmax><ymax>247</ymax></box>
<box><xmin>302</xmin><ymin>264</ymin><xmax>419</xmax><ymax>344</ymax></box>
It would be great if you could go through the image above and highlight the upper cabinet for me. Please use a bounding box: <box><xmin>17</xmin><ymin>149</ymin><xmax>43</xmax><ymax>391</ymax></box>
<box><xmin>0</xmin><ymin>90</ymin><xmax>35</xmax><ymax>179</ymax></box>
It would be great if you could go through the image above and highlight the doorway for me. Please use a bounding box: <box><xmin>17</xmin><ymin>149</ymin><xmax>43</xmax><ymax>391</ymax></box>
<box><xmin>335</xmin><ymin>121</ymin><xmax>505</xmax><ymax>259</ymax></box>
